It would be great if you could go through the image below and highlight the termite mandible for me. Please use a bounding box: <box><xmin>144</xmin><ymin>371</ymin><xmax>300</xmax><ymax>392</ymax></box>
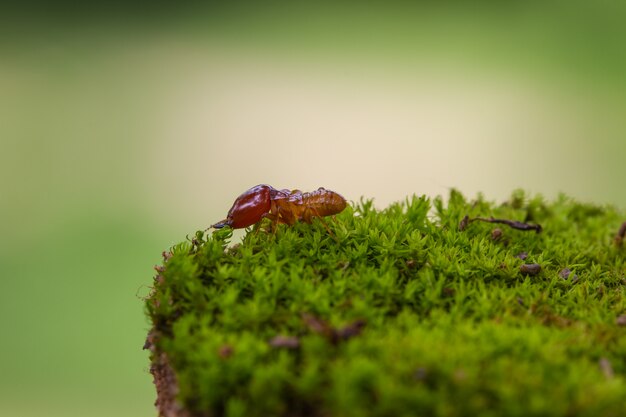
<box><xmin>211</xmin><ymin>184</ymin><xmax>347</xmax><ymax>233</ymax></box>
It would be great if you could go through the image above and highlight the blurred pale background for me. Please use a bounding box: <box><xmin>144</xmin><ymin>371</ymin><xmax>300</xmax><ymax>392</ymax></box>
<box><xmin>1</xmin><ymin>2</ymin><xmax>625</xmax><ymax>416</ymax></box>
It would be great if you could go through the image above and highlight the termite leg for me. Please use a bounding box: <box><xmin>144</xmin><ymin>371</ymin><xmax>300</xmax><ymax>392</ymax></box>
<box><xmin>265</xmin><ymin>201</ymin><xmax>288</xmax><ymax>235</ymax></box>
<box><xmin>250</xmin><ymin>222</ymin><xmax>263</xmax><ymax>237</ymax></box>
<box><xmin>266</xmin><ymin>200</ymin><xmax>281</xmax><ymax>234</ymax></box>
<box><xmin>306</xmin><ymin>207</ymin><xmax>338</xmax><ymax>241</ymax></box>
<box><xmin>321</xmin><ymin>219</ymin><xmax>339</xmax><ymax>241</ymax></box>
<box><xmin>265</xmin><ymin>213</ymin><xmax>280</xmax><ymax>235</ymax></box>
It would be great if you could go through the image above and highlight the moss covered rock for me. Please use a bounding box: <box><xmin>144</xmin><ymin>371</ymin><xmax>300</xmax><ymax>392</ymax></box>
<box><xmin>146</xmin><ymin>190</ymin><xmax>626</xmax><ymax>417</ymax></box>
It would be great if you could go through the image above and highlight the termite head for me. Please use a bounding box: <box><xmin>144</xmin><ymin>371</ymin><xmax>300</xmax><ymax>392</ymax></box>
<box><xmin>212</xmin><ymin>184</ymin><xmax>274</xmax><ymax>229</ymax></box>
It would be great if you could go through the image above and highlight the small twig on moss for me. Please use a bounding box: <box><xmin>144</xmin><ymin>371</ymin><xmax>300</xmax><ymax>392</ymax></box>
<box><xmin>459</xmin><ymin>215</ymin><xmax>542</xmax><ymax>233</ymax></box>
<box><xmin>520</xmin><ymin>263</ymin><xmax>542</xmax><ymax>276</ymax></box>
<box><xmin>218</xmin><ymin>345</ymin><xmax>234</xmax><ymax>358</ymax></box>
<box><xmin>302</xmin><ymin>313</ymin><xmax>334</xmax><ymax>339</ymax></box>
<box><xmin>599</xmin><ymin>358</ymin><xmax>614</xmax><ymax>379</ymax></box>
<box><xmin>269</xmin><ymin>336</ymin><xmax>300</xmax><ymax>349</ymax></box>
<box><xmin>615</xmin><ymin>221</ymin><xmax>626</xmax><ymax>247</ymax></box>
<box><xmin>335</xmin><ymin>319</ymin><xmax>366</xmax><ymax>341</ymax></box>
<box><xmin>459</xmin><ymin>215</ymin><xmax>471</xmax><ymax>231</ymax></box>
<box><xmin>302</xmin><ymin>313</ymin><xmax>366</xmax><ymax>344</ymax></box>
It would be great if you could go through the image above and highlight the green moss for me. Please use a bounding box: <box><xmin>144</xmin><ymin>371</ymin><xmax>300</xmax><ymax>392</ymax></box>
<box><xmin>147</xmin><ymin>190</ymin><xmax>626</xmax><ymax>417</ymax></box>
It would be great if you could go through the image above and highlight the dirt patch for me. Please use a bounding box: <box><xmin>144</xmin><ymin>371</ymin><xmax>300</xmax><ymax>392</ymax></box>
<box><xmin>148</xmin><ymin>334</ymin><xmax>191</xmax><ymax>417</ymax></box>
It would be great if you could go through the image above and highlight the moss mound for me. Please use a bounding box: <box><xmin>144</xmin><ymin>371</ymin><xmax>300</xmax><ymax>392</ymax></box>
<box><xmin>146</xmin><ymin>190</ymin><xmax>626</xmax><ymax>417</ymax></box>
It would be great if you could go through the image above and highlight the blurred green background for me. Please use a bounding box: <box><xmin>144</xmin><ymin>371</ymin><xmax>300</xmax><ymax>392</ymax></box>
<box><xmin>1</xmin><ymin>2</ymin><xmax>625</xmax><ymax>416</ymax></box>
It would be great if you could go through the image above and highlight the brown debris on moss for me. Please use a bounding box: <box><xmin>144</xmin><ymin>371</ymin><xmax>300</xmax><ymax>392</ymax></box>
<box><xmin>460</xmin><ymin>215</ymin><xmax>542</xmax><ymax>233</ymax></box>
<box><xmin>520</xmin><ymin>263</ymin><xmax>542</xmax><ymax>276</ymax></box>
<box><xmin>150</xmin><ymin>350</ymin><xmax>191</xmax><ymax>417</ymax></box>
<box><xmin>269</xmin><ymin>335</ymin><xmax>300</xmax><ymax>349</ymax></box>
<box><xmin>615</xmin><ymin>221</ymin><xmax>626</xmax><ymax>247</ymax></box>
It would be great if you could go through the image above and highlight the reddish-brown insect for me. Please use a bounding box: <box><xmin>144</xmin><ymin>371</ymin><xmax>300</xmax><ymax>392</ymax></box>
<box><xmin>212</xmin><ymin>184</ymin><xmax>347</xmax><ymax>231</ymax></box>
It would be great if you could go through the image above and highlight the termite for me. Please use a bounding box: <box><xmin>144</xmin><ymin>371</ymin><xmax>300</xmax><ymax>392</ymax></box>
<box><xmin>211</xmin><ymin>184</ymin><xmax>347</xmax><ymax>233</ymax></box>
